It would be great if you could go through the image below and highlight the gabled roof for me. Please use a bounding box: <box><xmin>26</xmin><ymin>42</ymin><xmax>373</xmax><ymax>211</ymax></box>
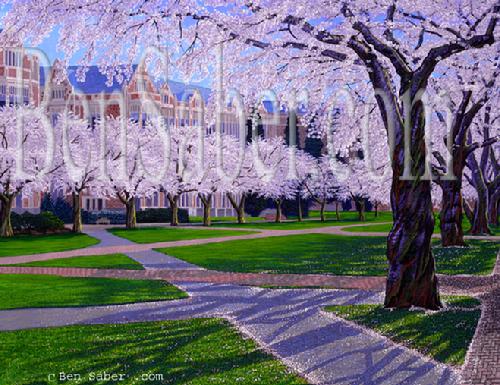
<box><xmin>155</xmin><ymin>78</ymin><xmax>211</xmax><ymax>103</ymax></box>
<box><xmin>40</xmin><ymin>65</ymin><xmax>133</xmax><ymax>94</ymax></box>
<box><xmin>39</xmin><ymin>64</ymin><xmax>212</xmax><ymax>102</ymax></box>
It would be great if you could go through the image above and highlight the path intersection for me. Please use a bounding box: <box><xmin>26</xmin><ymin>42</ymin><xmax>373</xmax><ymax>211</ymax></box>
<box><xmin>0</xmin><ymin>225</ymin><xmax>498</xmax><ymax>385</ymax></box>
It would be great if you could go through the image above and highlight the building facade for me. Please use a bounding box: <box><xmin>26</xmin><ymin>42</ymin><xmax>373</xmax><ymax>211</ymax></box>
<box><xmin>4</xmin><ymin>49</ymin><xmax>307</xmax><ymax>217</ymax></box>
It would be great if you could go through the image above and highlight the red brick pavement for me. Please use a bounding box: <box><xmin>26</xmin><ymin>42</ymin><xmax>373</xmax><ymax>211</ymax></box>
<box><xmin>0</xmin><ymin>265</ymin><xmax>387</xmax><ymax>291</ymax></box>
<box><xmin>461</xmin><ymin>287</ymin><xmax>500</xmax><ymax>385</ymax></box>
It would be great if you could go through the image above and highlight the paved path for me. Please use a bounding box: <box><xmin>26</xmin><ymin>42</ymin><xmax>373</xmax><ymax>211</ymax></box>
<box><xmin>2</xmin><ymin>223</ymin><xmax>498</xmax><ymax>265</ymax></box>
<box><xmin>0</xmin><ymin>224</ymin><xmax>498</xmax><ymax>385</ymax></box>
<box><xmin>0</xmin><ymin>283</ymin><xmax>458</xmax><ymax>385</ymax></box>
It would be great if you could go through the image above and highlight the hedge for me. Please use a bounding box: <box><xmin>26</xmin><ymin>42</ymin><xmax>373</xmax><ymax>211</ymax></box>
<box><xmin>11</xmin><ymin>211</ymin><xmax>65</xmax><ymax>234</ymax></box>
<box><xmin>82</xmin><ymin>208</ymin><xmax>189</xmax><ymax>224</ymax></box>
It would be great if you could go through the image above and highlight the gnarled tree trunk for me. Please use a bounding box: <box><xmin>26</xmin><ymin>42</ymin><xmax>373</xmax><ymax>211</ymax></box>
<box><xmin>384</xmin><ymin>95</ymin><xmax>441</xmax><ymax>310</ymax></box>
<box><xmin>471</xmin><ymin>189</ymin><xmax>490</xmax><ymax>235</ymax></box>
<box><xmin>440</xmin><ymin>180</ymin><xmax>466</xmax><ymax>246</ymax></box>
<box><xmin>125</xmin><ymin>198</ymin><xmax>137</xmax><ymax>229</ymax></box>
<box><xmin>467</xmin><ymin>153</ymin><xmax>492</xmax><ymax>235</ymax></box>
<box><xmin>227</xmin><ymin>192</ymin><xmax>246</xmax><ymax>224</ymax></box>
<box><xmin>167</xmin><ymin>194</ymin><xmax>179</xmax><ymax>226</ymax></box>
<box><xmin>335</xmin><ymin>201</ymin><xmax>340</xmax><ymax>220</ymax></box>
<box><xmin>0</xmin><ymin>195</ymin><xmax>14</xmax><ymax>238</ymax></box>
<box><xmin>72</xmin><ymin>191</ymin><xmax>83</xmax><ymax>233</ymax></box>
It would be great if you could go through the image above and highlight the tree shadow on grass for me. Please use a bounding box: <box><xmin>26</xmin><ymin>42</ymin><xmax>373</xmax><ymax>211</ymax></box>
<box><xmin>0</xmin><ymin>319</ymin><xmax>305</xmax><ymax>385</ymax></box>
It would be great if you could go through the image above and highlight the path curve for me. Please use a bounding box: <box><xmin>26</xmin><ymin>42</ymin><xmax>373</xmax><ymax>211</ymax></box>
<box><xmin>0</xmin><ymin>282</ymin><xmax>459</xmax><ymax>385</ymax></box>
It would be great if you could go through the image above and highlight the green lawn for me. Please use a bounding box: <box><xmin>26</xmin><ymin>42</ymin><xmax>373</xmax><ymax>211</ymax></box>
<box><xmin>0</xmin><ymin>274</ymin><xmax>187</xmax><ymax>309</ymax></box>
<box><xmin>159</xmin><ymin>235</ymin><xmax>498</xmax><ymax>276</ymax></box>
<box><xmin>189</xmin><ymin>215</ymin><xmax>265</xmax><ymax>223</ymax></box>
<box><xmin>0</xmin><ymin>233</ymin><xmax>99</xmax><ymax>258</ymax></box>
<box><xmin>108</xmin><ymin>227</ymin><xmax>256</xmax><ymax>244</ymax></box>
<box><xmin>324</xmin><ymin>296</ymin><xmax>481</xmax><ymax>366</ymax></box>
<box><xmin>4</xmin><ymin>254</ymin><xmax>144</xmax><ymax>270</ymax></box>
<box><xmin>309</xmin><ymin>210</ymin><xmax>393</xmax><ymax>222</ymax></box>
<box><xmin>212</xmin><ymin>212</ymin><xmax>393</xmax><ymax>230</ymax></box>
<box><xmin>342</xmin><ymin>216</ymin><xmax>499</xmax><ymax>236</ymax></box>
<box><xmin>0</xmin><ymin>319</ymin><xmax>307</xmax><ymax>385</ymax></box>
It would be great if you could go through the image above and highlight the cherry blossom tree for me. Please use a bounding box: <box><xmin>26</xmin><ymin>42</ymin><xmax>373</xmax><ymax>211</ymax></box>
<box><xmin>302</xmin><ymin>155</ymin><xmax>346</xmax><ymax>222</ymax></box>
<box><xmin>161</xmin><ymin>124</ymin><xmax>199</xmax><ymax>226</ymax></box>
<box><xmin>253</xmin><ymin>137</ymin><xmax>294</xmax><ymax>223</ymax></box>
<box><xmin>287</xmin><ymin>148</ymin><xmax>315</xmax><ymax>222</ymax></box>
<box><xmin>98</xmin><ymin>117</ymin><xmax>163</xmax><ymax>229</ymax></box>
<box><xmin>0</xmin><ymin>106</ymin><xmax>55</xmax><ymax>237</ymax></box>
<box><xmin>464</xmin><ymin>104</ymin><xmax>500</xmax><ymax>234</ymax></box>
<box><xmin>430</xmin><ymin>55</ymin><xmax>499</xmax><ymax>245</ymax></box>
<box><xmin>222</xmin><ymin>142</ymin><xmax>259</xmax><ymax>224</ymax></box>
<box><xmin>52</xmin><ymin>113</ymin><xmax>101</xmax><ymax>233</ymax></box>
<box><xmin>193</xmin><ymin>134</ymin><xmax>241</xmax><ymax>226</ymax></box>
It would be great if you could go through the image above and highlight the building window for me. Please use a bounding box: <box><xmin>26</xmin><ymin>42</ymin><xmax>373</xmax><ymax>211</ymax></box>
<box><xmin>51</xmin><ymin>89</ymin><xmax>65</xmax><ymax>99</ymax></box>
<box><xmin>5</xmin><ymin>50</ymin><xmax>22</xmax><ymax>67</ymax></box>
<box><xmin>84</xmin><ymin>198</ymin><xmax>104</xmax><ymax>212</ymax></box>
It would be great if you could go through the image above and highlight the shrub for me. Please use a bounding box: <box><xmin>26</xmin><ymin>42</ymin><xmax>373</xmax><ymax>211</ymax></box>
<box><xmin>136</xmin><ymin>208</ymin><xmax>189</xmax><ymax>223</ymax></box>
<box><xmin>40</xmin><ymin>193</ymin><xmax>73</xmax><ymax>223</ymax></box>
<box><xmin>11</xmin><ymin>211</ymin><xmax>65</xmax><ymax>234</ymax></box>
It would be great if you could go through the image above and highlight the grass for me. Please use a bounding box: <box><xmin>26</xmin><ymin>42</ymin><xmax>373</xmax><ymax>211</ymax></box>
<box><xmin>108</xmin><ymin>227</ymin><xmax>256</xmax><ymax>244</ymax></box>
<box><xmin>3</xmin><ymin>254</ymin><xmax>144</xmax><ymax>270</ymax></box>
<box><xmin>324</xmin><ymin>296</ymin><xmax>481</xmax><ymax>366</ymax></box>
<box><xmin>189</xmin><ymin>215</ymin><xmax>265</xmax><ymax>223</ymax></box>
<box><xmin>341</xmin><ymin>215</ymin><xmax>500</xmax><ymax>236</ymax></box>
<box><xmin>0</xmin><ymin>318</ymin><xmax>307</xmax><ymax>385</ymax></box>
<box><xmin>159</xmin><ymin>234</ymin><xmax>498</xmax><ymax>276</ymax></box>
<box><xmin>0</xmin><ymin>274</ymin><xmax>187</xmax><ymax>309</ymax></box>
<box><xmin>210</xmin><ymin>211</ymin><xmax>394</xmax><ymax>230</ymax></box>
<box><xmin>0</xmin><ymin>233</ymin><xmax>99</xmax><ymax>258</ymax></box>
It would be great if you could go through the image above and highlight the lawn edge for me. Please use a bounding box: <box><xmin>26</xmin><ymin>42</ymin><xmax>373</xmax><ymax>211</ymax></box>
<box><xmin>320</xmin><ymin>304</ymin><xmax>479</xmax><ymax>372</ymax></box>
<box><xmin>223</xmin><ymin>315</ymin><xmax>312</xmax><ymax>385</ymax></box>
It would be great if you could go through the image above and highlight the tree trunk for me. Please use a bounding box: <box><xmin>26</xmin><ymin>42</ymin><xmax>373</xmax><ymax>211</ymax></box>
<box><xmin>297</xmin><ymin>194</ymin><xmax>303</xmax><ymax>222</ymax></box>
<box><xmin>374</xmin><ymin>202</ymin><xmax>379</xmax><ymax>218</ymax></box>
<box><xmin>72</xmin><ymin>192</ymin><xmax>83</xmax><ymax>233</ymax></box>
<box><xmin>167</xmin><ymin>194</ymin><xmax>179</xmax><ymax>226</ymax></box>
<box><xmin>385</xmin><ymin>178</ymin><xmax>441</xmax><ymax>309</ymax></box>
<box><xmin>439</xmin><ymin>180</ymin><xmax>466</xmax><ymax>246</ymax></box>
<box><xmin>471</xmin><ymin>189</ymin><xmax>491</xmax><ymax>235</ymax></box>
<box><xmin>227</xmin><ymin>193</ymin><xmax>246</xmax><ymax>224</ymax></box>
<box><xmin>335</xmin><ymin>201</ymin><xmax>340</xmax><ymax>220</ymax></box>
<box><xmin>488</xmin><ymin>190</ymin><xmax>499</xmax><ymax>227</ymax></box>
<box><xmin>355</xmin><ymin>199</ymin><xmax>366</xmax><ymax>221</ymax></box>
<box><xmin>0</xmin><ymin>195</ymin><xmax>14</xmax><ymax>238</ymax></box>
<box><xmin>125</xmin><ymin>199</ymin><xmax>137</xmax><ymax>229</ymax></box>
<box><xmin>320</xmin><ymin>200</ymin><xmax>326</xmax><ymax>222</ymax></box>
<box><xmin>199</xmin><ymin>194</ymin><xmax>212</xmax><ymax>226</ymax></box>
<box><xmin>467</xmin><ymin>154</ymin><xmax>491</xmax><ymax>235</ymax></box>
<box><xmin>275</xmin><ymin>199</ymin><xmax>282</xmax><ymax>223</ymax></box>
<box><xmin>384</xmin><ymin>94</ymin><xmax>441</xmax><ymax>310</ymax></box>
